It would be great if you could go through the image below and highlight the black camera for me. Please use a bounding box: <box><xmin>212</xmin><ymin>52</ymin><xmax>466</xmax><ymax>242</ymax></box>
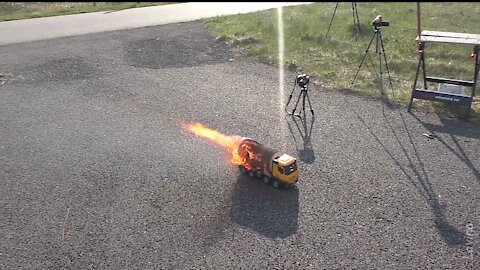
<box><xmin>296</xmin><ymin>74</ymin><xmax>310</xmax><ymax>88</ymax></box>
<box><xmin>371</xmin><ymin>15</ymin><xmax>389</xmax><ymax>28</ymax></box>
<box><xmin>378</xmin><ymin>21</ymin><xmax>389</xmax><ymax>27</ymax></box>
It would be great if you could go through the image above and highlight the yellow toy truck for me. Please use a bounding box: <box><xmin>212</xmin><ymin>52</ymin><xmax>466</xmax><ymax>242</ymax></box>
<box><xmin>237</xmin><ymin>138</ymin><xmax>299</xmax><ymax>189</ymax></box>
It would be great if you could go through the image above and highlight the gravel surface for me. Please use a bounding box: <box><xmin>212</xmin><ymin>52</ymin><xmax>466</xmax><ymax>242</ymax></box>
<box><xmin>1</xmin><ymin>21</ymin><xmax>479</xmax><ymax>269</ymax></box>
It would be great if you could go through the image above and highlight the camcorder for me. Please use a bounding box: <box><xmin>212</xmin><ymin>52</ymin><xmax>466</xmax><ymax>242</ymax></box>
<box><xmin>371</xmin><ymin>15</ymin><xmax>389</xmax><ymax>28</ymax></box>
<box><xmin>296</xmin><ymin>74</ymin><xmax>310</xmax><ymax>88</ymax></box>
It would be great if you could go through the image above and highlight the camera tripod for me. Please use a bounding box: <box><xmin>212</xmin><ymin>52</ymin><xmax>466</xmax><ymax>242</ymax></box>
<box><xmin>351</xmin><ymin>25</ymin><xmax>393</xmax><ymax>98</ymax></box>
<box><xmin>325</xmin><ymin>2</ymin><xmax>361</xmax><ymax>40</ymax></box>
<box><xmin>285</xmin><ymin>78</ymin><xmax>314</xmax><ymax>117</ymax></box>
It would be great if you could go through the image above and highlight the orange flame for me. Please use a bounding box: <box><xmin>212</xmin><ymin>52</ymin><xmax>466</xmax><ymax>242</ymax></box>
<box><xmin>182</xmin><ymin>122</ymin><xmax>252</xmax><ymax>169</ymax></box>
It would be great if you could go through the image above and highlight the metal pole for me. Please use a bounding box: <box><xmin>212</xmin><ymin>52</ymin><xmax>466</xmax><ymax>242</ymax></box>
<box><xmin>416</xmin><ymin>2</ymin><xmax>421</xmax><ymax>38</ymax></box>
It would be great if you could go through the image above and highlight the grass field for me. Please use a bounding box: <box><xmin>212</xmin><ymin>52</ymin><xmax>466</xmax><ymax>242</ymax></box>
<box><xmin>0</xmin><ymin>2</ymin><xmax>177</xmax><ymax>22</ymax></box>
<box><xmin>205</xmin><ymin>2</ymin><xmax>480</xmax><ymax>120</ymax></box>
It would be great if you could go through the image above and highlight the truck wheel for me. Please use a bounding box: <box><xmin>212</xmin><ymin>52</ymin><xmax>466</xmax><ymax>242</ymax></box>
<box><xmin>239</xmin><ymin>166</ymin><xmax>247</xmax><ymax>175</ymax></box>
<box><xmin>248</xmin><ymin>169</ymin><xmax>255</xmax><ymax>178</ymax></box>
<box><xmin>256</xmin><ymin>169</ymin><xmax>263</xmax><ymax>178</ymax></box>
<box><xmin>272</xmin><ymin>180</ymin><xmax>281</xmax><ymax>189</ymax></box>
<box><xmin>263</xmin><ymin>175</ymin><xmax>271</xmax><ymax>184</ymax></box>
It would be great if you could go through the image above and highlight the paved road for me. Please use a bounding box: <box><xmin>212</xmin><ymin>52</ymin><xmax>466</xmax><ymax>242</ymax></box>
<box><xmin>1</xmin><ymin>21</ymin><xmax>479</xmax><ymax>269</ymax></box>
<box><xmin>0</xmin><ymin>2</ymin><xmax>312</xmax><ymax>46</ymax></box>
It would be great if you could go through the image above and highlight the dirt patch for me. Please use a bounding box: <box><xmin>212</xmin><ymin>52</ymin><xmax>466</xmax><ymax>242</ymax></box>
<box><xmin>125</xmin><ymin>23</ymin><xmax>233</xmax><ymax>69</ymax></box>
<box><xmin>11</xmin><ymin>56</ymin><xmax>100</xmax><ymax>84</ymax></box>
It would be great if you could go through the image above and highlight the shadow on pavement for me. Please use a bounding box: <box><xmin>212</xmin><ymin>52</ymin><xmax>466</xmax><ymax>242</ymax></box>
<box><xmin>383</xmin><ymin>105</ymin><xmax>467</xmax><ymax>246</ymax></box>
<box><xmin>285</xmin><ymin>114</ymin><xmax>316</xmax><ymax>164</ymax></box>
<box><xmin>229</xmin><ymin>174</ymin><xmax>299</xmax><ymax>239</ymax></box>
<box><xmin>411</xmin><ymin>112</ymin><xmax>480</xmax><ymax>184</ymax></box>
<box><xmin>345</xmin><ymin>91</ymin><xmax>468</xmax><ymax>246</ymax></box>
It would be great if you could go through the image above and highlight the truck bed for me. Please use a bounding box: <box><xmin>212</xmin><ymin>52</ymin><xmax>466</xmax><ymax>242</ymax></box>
<box><xmin>238</xmin><ymin>138</ymin><xmax>281</xmax><ymax>172</ymax></box>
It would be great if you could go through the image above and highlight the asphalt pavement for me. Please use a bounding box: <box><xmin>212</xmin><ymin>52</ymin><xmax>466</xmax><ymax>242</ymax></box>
<box><xmin>0</xmin><ymin>20</ymin><xmax>479</xmax><ymax>269</ymax></box>
<box><xmin>0</xmin><ymin>2</ymin><xmax>312</xmax><ymax>46</ymax></box>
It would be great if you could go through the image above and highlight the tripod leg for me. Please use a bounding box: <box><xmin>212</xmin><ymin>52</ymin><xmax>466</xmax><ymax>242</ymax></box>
<box><xmin>325</xmin><ymin>2</ymin><xmax>339</xmax><ymax>38</ymax></box>
<box><xmin>305</xmin><ymin>90</ymin><xmax>315</xmax><ymax>115</ymax></box>
<box><xmin>354</xmin><ymin>2</ymin><xmax>361</xmax><ymax>26</ymax></box>
<box><xmin>302</xmin><ymin>91</ymin><xmax>306</xmax><ymax>114</ymax></box>
<box><xmin>379</xmin><ymin>32</ymin><xmax>394</xmax><ymax>97</ymax></box>
<box><xmin>351</xmin><ymin>31</ymin><xmax>377</xmax><ymax>87</ymax></box>
<box><xmin>290</xmin><ymin>88</ymin><xmax>303</xmax><ymax>115</ymax></box>
<box><xmin>291</xmin><ymin>114</ymin><xmax>304</xmax><ymax>137</ymax></box>
<box><xmin>284</xmin><ymin>78</ymin><xmax>297</xmax><ymax>113</ymax></box>
<box><xmin>351</xmin><ymin>2</ymin><xmax>358</xmax><ymax>41</ymax></box>
<box><xmin>307</xmin><ymin>111</ymin><xmax>315</xmax><ymax>137</ymax></box>
<box><xmin>377</xmin><ymin>33</ymin><xmax>384</xmax><ymax>97</ymax></box>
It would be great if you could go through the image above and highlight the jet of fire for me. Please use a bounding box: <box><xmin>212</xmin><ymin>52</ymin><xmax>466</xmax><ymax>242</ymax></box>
<box><xmin>181</xmin><ymin>122</ymin><xmax>250</xmax><ymax>167</ymax></box>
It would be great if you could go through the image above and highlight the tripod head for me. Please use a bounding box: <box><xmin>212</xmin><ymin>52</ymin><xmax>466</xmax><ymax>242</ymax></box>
<box><xmin>371</xmin><ymin>15</ymin><xmax>389</xmax><ymax>31</ymax></box>
<box><xmin>295</xmin><ymin>74</ymin><xmax>310</xmax><ymax>89</ymax></box>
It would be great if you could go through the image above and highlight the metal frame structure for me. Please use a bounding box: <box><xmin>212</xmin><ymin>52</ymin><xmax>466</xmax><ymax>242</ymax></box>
<box><xmin>408</xmin><ymin>30</ymin><xmax>480</xmax><ymax>117</ymax></box>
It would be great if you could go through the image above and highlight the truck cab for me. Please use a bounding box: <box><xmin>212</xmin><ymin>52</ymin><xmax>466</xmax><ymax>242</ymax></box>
<box><xmin>272</xmin><ymin>154</ymin><xmax>299</xmax><ymax>187</ymax></box>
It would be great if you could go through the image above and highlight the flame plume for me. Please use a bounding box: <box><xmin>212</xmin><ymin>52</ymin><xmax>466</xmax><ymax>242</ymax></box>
<box><xmin>182</xmin><ymin>122</ymin><xmax>252</xmax><ymax>168</ymax></box>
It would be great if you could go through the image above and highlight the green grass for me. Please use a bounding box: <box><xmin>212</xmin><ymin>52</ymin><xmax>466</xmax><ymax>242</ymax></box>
<box><xmin>205</xmin><ymin>2</ymin><xmax>480</xmax><ymax>121</ymax></box>
<box><xmin>0</xmin><ymin>2</ymin><xmax>178</xmax><ymax>22</ymax></box>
